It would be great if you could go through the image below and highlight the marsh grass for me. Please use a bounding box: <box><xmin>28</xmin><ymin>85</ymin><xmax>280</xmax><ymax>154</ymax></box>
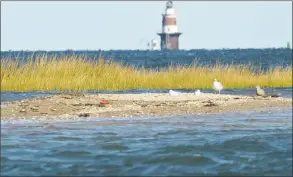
<box><xmin>1</xmin><ymin>55</ymin><xmax>292</xmax><ymax>92</ymax></box>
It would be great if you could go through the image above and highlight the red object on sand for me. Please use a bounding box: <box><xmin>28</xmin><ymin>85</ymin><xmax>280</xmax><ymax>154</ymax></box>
<box><xmin>100</xmin><ymin>100</ymin><xmax>110</xmax><ymax>105</ymax></box>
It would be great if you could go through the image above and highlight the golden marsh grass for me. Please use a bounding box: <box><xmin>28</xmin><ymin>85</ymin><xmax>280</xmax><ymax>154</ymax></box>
<box><xmin>1</xmin><ymin>55</ymin><xmax>292</xmax><ymax>91</ymax></box>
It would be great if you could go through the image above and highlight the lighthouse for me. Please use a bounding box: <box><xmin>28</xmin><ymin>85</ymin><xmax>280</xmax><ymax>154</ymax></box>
<box><xmin>157</xmin><ymin>1</ymin><xmax>182</xmax><ymax>50</ymax></box>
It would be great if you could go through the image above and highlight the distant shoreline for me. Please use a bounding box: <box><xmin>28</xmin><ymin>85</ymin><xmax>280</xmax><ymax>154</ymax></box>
<box><xmin>1</xmin><ymin>93</ymin><xmax>292</xmax><ymax>121</ymax></box>
<box><xmin>1</xmin><ymin>47</ymin><xmax>292</xmax><ymax>52</ymax></box>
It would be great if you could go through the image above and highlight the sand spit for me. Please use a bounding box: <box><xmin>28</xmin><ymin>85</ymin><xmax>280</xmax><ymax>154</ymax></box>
<box><xmin>1</xmin><ymin>93</ymin><xmax>292</xmax><ymax>120</ymax></box>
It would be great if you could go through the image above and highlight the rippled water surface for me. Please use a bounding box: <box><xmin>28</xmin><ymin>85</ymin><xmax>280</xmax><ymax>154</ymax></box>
<box><xmin>2</xmin><ymin>48</ymin><xmax>292</xmax><ymax>70</ymax></box>
<box><xmin>1</xmin><ymin>90</ymin><xmax>292</xmax><ymax>175</ymax></box>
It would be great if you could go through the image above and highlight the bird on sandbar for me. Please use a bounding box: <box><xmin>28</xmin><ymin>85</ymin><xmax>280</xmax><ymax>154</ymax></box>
<box><xmin>195</xmin><ymin>89</ymin><xmax>201</xmax><ymax>96</ymax></box>
<box><xmin>256</xmin><ymin>85</ymin><xmax>266</xmax><ymax>97</ymax></box>
<box><xmin>169</xmin><ymin>89</ymin><xmax>180</xmax><ymax>96</ymax></box>
<box><xmin>213</xmin><ymin>79</ymin><xmax>224</xmax><ymax>94</ymax></box>
<box><xmin>256</xmin><ymin>85</ymin><xmax>280</xmax><ymax>97</ymax></box>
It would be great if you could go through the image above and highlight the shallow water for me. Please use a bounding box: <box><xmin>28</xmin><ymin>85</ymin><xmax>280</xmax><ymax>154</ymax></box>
<box><xmin>1</xmin><ymin>107</ymin><xmax>292</xmax><ymax>176</ymax></box>
<box><xmin>1</xmin><ymin>87</ymin><xmax>292</xmax><ymax>102</ymax></box>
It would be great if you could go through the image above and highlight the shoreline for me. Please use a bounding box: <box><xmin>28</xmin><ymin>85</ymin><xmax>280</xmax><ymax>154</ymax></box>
<box><xmin>1</xmin><ymin>93</ymin><xmax>292</xmax><ymax>120</ymax></box>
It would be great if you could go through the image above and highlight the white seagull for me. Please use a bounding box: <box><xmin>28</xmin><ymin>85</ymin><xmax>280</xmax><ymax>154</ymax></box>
<box><xmin>169</xmin><ymin>89</ymin><xmax>180</xmax><ymax>96</ymax></box>
<box><xmin>213</xmin><ymin>79</ymin><xmax>224</xmax><ymax>94</ymax></box>
<box><xmin>195</xmin><ymin>89</ymin><xmax>201</xmax><ymax>96</ymax></box>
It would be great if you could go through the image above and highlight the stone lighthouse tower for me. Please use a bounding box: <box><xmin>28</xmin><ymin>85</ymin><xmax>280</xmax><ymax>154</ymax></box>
<box><xmin>157</xmin><ymin>1</ymin><xmax>182</xmax><ymax>50</ymax></box>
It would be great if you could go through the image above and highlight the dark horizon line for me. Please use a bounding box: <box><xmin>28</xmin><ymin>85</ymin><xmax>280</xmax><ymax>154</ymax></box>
<box><xmin>1</xmin><ymin>47</ymin><xmax>292</xmax><ymax>53</ymax></box>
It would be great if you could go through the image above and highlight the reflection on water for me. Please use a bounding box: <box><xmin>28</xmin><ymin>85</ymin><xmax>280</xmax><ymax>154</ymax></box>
<box><xmin>1</xmin><ymin>108</ymin><xmax>292</xmax><ymax>176</ymax></box>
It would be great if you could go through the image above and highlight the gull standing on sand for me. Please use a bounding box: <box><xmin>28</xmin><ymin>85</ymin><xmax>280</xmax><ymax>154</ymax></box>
<box><xmin>169</xmin><ymin>89</ymin><xmax>180</xmax><ymax>96</ymax></box>
<box><xmin>213</xmin><ymin>79</ymin><xmax>224</xmax><ymax>94</ymax></box>
<box><xmin>195</xmin><ymin>89</ymin><xmax>201</xmax><ymax>96</ymax></box>
<box><xmin>255</xmin><ymin>85</ymin><xmax>280</xmax><ymax>97</ymax></box>
<box><xmin>256</xmin><ymin>85</ymin><xmax>266</xmax><ymax>97</ymax></box>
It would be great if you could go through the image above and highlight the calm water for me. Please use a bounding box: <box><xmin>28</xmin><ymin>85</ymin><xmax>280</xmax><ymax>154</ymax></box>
<box><xmin>1</xmin><ymin>87</ymin><xmax>292</xmax><ymax>102</ymax></box>
<box><xmin>1</xmin><ymin>88</ymin><xmax>292</xmax><ymax>176</ymax></box>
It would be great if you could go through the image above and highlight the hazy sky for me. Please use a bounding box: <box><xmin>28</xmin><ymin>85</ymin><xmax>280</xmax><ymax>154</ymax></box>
<box><xmin>1</xmin><ymin>1</ymin><xmax>292</xmax><ymax>51</ymax></box>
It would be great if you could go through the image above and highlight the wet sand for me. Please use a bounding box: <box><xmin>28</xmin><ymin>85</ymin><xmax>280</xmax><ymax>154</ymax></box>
<box><xmin>1</xmin><ymin>93</ymin><xmax>292</xmax><ymax>120</ymax></box>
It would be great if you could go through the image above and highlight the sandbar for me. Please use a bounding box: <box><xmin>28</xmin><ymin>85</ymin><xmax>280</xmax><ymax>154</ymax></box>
<box><xmin>1</xmin><ymin>92</ymin><xmax>292</xmax><ymax>121</ymax></box>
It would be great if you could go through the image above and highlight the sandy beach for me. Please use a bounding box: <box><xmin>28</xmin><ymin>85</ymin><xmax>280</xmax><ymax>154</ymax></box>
<box><xmin>1</xmin><ymin>92</ymin><xmax>292</xmax><ymax>120</ymax></box>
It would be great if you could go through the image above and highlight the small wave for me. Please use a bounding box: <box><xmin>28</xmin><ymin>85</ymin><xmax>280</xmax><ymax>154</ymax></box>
<box><xmin>156</xmin><ymin>145</ymin><xmax>201</xmax><ymax>154</ymax></box>
<box><xmin>222</xmin><ymin>137</ymin><xmax>272</xmax><ymax>152</ymax></box>
<box><xmin>145</xmin><ymin>154</ymin><xmax>215</xmax><ymax>165</ymax></box>
<box><xmin>50</xmin><ymin>150</ymin><xmax>92</xmax><ymax>157</ymax></box>
<box><xmin>95</xmin><ymin>132</ymin><xmax>118</xmax><ymax>136</ymax></box>
<box><xmin>154</xmin><ymin>129</ymin><xmax>186</xmax><ymax>137</ymax></box>
<box><xmin>91</xmin><ymin>135</ymin><xmax>123</xmax><ymax>142</ymax></box>
<box><xmin>53</xmin><ymin>136</ymin><xmax>84</xmax><ymax>141</ymax></box>
<box><xmin>1</xmin><ymin>156</ymin><xmax>9</xmax><ymax>162</ymax></box>
<box><xmin>100</xmin><ymin>143</ymin><xmax>129</xmax><ymax>151</ymax></box>
<box><xmin>1</xmin><ymin>144</ymin><xmax>22</xmax><ymax>149</ymax></box>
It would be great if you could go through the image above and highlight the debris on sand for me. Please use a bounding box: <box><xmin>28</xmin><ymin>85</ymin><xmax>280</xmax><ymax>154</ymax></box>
<box><xmin>100</xmin><ymin>100</ymin><xmax>110</xmax><ymax>105</ymax></box>
<box><xmin>78</xmin><ymin>113</ymin><xmax>90</xmax><ymax>117</ymax></box>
